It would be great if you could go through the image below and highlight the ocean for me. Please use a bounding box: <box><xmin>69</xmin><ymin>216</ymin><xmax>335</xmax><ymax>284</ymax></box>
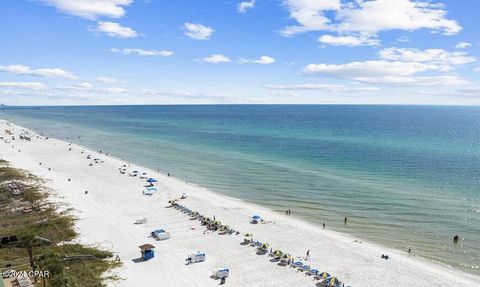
<box><xmin>1</xmin><ymin>105</ymin><xmax>479</xmax><ymax>274</ymax></box>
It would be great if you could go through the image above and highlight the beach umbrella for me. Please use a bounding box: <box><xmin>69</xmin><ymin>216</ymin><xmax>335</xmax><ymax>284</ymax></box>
<box><xmin>281</xmin><ymin>253</ymin><xmax>292</xmax><ymax>259</ymax></box>
<box><xmin>310</xmin><ymin>268</ymin><xmax>319</xmax><ymax>275</ymax></box>
<box><xmin>251</xmin><ymin>215</ymin><xmax>261</xmax><ymax>220</ymax></box>
<box><xmin>273</xmin><ymin>250</ymin><xmax>283</xmax><ymax>258</ymax></box>
<box><xmin>147</xmin><ymin>178</ymin><xmax>157</xmax><ymax>183</ymax></box>
<box><xmin>258</xmin><ymin>243</ymin><xmax>270</xmax><ymax>251</ymax></box>
<box><xmin>326</xmin><ymin>277</ymin><xmax>339</xmax><ymax>286</ymax></box>
<box><xmin>244</xmin><ymin>233</ymin><xmax>253</xmax><ymax>237</ymax></box>
<box><xmin>133</xmin><ymin>170</ymin><xmax>138</xmax><ymax>173</ymax></box>
<box><xmin>319</xmin><ymin>272</ymin><xmax>330</xmax><ymax>279</ymax></box>
<box><xmin>302</xmin><ymin>264</ymin><xmax>310</xmax><ymax>271</ymax></box>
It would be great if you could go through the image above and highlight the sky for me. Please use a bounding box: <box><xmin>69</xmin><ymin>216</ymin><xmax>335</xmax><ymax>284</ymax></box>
<box><xmin>0</xmin><ymin>0</ymin><xmax>479</xmax><ymax>105</ymax></box>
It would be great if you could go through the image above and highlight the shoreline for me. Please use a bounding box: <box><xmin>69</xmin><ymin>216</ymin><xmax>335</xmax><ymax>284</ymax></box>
<box><xmin>1</xmin><ymin>120</ymin><xmax>479</xmax><ymax>286</ymax></box>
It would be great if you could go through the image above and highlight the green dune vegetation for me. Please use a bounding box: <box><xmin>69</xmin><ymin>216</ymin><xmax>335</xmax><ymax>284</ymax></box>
<box><xmin>0</xmin><ymin>160</ymin><xmax>121</xmax><ymax>286</ymax></box>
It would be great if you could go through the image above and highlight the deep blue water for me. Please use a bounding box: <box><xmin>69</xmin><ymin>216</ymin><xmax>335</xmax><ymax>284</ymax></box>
<box><xmin>1</xmin><ymin>105</ymin><xmax>479</xmax><ymax>274</ymax></box>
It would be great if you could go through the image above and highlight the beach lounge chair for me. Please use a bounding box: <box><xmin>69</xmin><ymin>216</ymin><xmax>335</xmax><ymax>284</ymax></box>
<box><xmin>143</xmin><ymin>190</ymin><xmax>154</xmax><ymax>196</ymax></box>
<box><xmin>293</xmin><ymin>260</ymin><xmax>303</xmax><ymax>268</ymax></box>
<box><xmin>301</xmin><ymin>264</ymin><xmax>311</xmax><ymax>272</ymax></box>
<box><xmin>135</xmin><ymin>218</ymin><xmax>147</xmax><ymax>224</ymax></box>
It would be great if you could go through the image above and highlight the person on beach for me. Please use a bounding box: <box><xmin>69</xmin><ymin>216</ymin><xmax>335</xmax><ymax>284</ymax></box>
<box><xmin>322</xmin><ymin>223</ymin><xmax>325</xmax><ymax>229</ymax></box>
<box><xmin>344</xmin><ymin>217</ymin><xmax>347</xmax><ymax>224</ymax></box>
<box><xmin>306</xmin><ymin>250</ymin><xmax>310</xmax><ymax>260</ymax></box>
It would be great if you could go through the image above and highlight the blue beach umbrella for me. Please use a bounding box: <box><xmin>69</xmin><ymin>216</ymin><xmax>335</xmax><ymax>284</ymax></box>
<box><xmin>147</xmin><ymin>178</ymin><xmax>157</xmax><ymax>183</ymax></box>
<box><xmin>252</xmin><ymin>215</ymin><xmax>261</xmax><ymax>220</ymax></box>
<box><xmin>310</xmin><ymin>268</ymin><xmax>319</xmax><ymax>275</ymax></box>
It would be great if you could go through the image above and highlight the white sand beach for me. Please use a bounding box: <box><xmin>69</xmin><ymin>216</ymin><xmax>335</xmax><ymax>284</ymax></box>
<box><xmin>1</xmin><ymin>120</ymin><xmax>479</xmax><ymax>287</ymax></box>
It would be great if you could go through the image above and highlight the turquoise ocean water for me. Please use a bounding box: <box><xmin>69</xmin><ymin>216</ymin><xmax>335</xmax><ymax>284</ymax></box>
<box><xmin>1</xmin><ymin>105</ymin><xmax>479</xmax><ymax>274</ymax></box>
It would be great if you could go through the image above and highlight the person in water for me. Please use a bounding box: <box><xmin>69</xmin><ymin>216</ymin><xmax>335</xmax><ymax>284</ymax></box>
<box><xmin>453</xmin><ymin>235</ymin><xmax>459</xmax><ymax>243</ymax></box>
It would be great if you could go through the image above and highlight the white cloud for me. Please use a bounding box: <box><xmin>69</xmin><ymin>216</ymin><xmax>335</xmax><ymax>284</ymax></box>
<box><xmin>474</xmin><ymin>67</ymin><xmax>480</xmax><ymax>73</ymax></box>
<box><xmin>304</xmin><ymin>60</ymin><xmax>440</xmax><ymax>77</ymax></box>
<box><xmin>96</xmin><ymin>76</ymin><xmax>117</xmax><ymax>83</ymax></box>
<box><xmin>110</xmin><ymin>48</ymin><xmax>173</xmax><ymax>56</ymax></box>
<box><xmin>62</xmin><ymin>84</ymin><xmax>126</xmax><ymax>94</ymax></box>
<box><xmin>202</xmin><ymin>54</ymin><xmax>230</xmax><ymax>63</ymax></box>
<box><xmin>0</xmin><ymin>64</ymin><xmax>78</xmax><ymax>79</ymax></box>
<box><xmin>281</xmin><ymin>0</ymin><xmax>340</xmax><ymax>36</ymax></box>
<box><xmin>281</xmin><ymin>0</ymin><xmax>461</xmax><ymax>44</ymax></box>
<box><xmin>335</xmin><ymin>0</ymin><xmax>461</xmax><ymax>35</ymax></box>
<box><xmin>303</xmin><ymin>60</ymin><xmax>468</xmax><ymax>86</ymax></box>
<box><xmin>99</xmin><ymin>87</ymin><xmax>127</xmax><ymax>93</ymax></box>
<box><xmin>265</xmin><ymin>83</ymin><xmax>379</xmax><ymax>92</ymax></box>
<box><xmin>351</xmin><ymin>75</ymin><xmax>468</xmax><ymax>86</ymax></box>
<box><xmin>74</xmin><ymin>82</ymin><xmax>94</xmax><ymax>89</ymax></box>
<box><xmin>184</xmin><ymin>23</ymin><xmax>214</xmax><ymax>40</ymax></box>
<box><xmin>457</xmin><ymin>88</ymin><xmax>480</xmax><ymax>96</ymax></box>
<box><xmin>96</xmin><ymin>21</ymin><xmax>137</xmax><ymax>38</ymax></box>
<box><xmin>396</xmin><ymin>36</ymin><xmax>410</xmax><ymax>43</ymax></box>
<box><xmin>238</xmin><ymin>0</ymin><xmax>255</xmax><ymax>13</ymax></box>
<box><xmin>378</xmin><ymin>47</ymin><xmax>475</xmax><ymax>70</ymax></box>
<box><xmin>455</xmin><ymin>42</ymin><xmax>472</xmax><ymax>49</ymax></box>
<box><xmin>40</xmin><ymin>0</ymin><xmax>133</xmax><ymax>20</ymax></box>
<box><xmin>240</xmin><ymin>56</ymin><xmax>275</xmax><ymax>64</ymax></box>
<box><xmin>318</xmin><ymin>34</ymin><xmax>379</xmax><ymax>46</ymax></box>
<box><xmin>0</xmin><ymin>82</ymin><xmax>47</xmax><ymax>90</ymax></box>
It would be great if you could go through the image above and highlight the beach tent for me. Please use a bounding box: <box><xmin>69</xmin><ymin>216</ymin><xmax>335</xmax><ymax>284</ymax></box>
<box><xmin>152</xmin><ymin>229</ymin><xmax>171</xmax><ymax>240</ymax></box>
<box><xmin>139</xmin><ymin>244</ymin><xmax>155</xmax><ymax>260</ymax></box>
<box><xmin>187</xmin><ymin>251</ymin><xmax>206</xmax><ymax>263</ymax></box>
<box><xmin>212</xmin><ymin>268</ymin><xmax>229</xmax><ymax>279</ymax></box>
<box><xmin>147</xmin><ymin>178</ymin><xmax>157</xmax><ymax>183</ymax></box>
